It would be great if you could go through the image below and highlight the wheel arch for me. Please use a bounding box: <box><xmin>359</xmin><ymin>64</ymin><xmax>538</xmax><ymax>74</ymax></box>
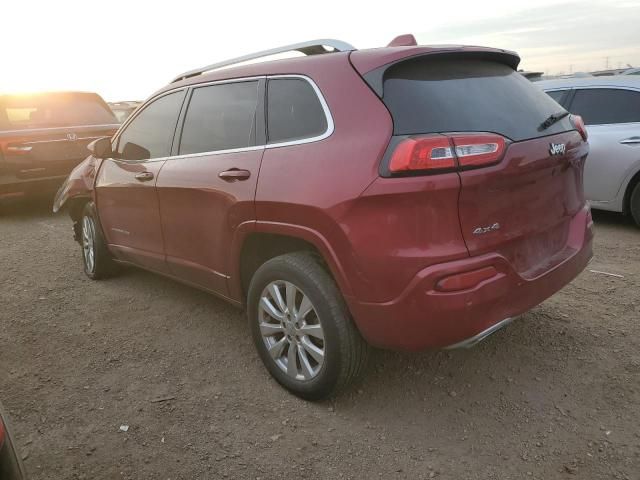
<box><xmin>230</xmin><ymin>222</ymin><xmax>353</xmax><ymax>305</ymax></box>
<box><xmin>622</xmin><ymin>167</ymin><xmax>640</xmax><ymax>215</ymax></box>
<box><xmin>64</xmin><ymin>195</ymin><xmax>93</xmax><ymax>243</ymax></box>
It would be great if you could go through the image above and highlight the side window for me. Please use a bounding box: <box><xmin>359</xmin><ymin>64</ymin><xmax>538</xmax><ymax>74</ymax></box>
<box><xmin>179</xmin><ymin>81</ymin><xmax>258</xmax><ymax>155</ymax></box>
<box><xmin>546</xmin><ymin>89</ymin><xmax>569</xmax><ymax>106</ymax></box>
<box><xmin>115</xmin><ymin>91</ymin><xmax>185</xmax><ymax>161</ymax></box>
<box><xmin>569</xmin><ymin>88</ymin><xmax>640</xmax><ymax>125</ymax></box>
<box><xmin>267</xmin><ymin>78</ymin><xmax>328</xmax><ymax>144</ymax></box>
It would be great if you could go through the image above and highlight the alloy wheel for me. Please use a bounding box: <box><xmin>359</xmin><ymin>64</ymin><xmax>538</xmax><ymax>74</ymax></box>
<box><xmin>258</xmin><ymin>280</ymin><xmax>325</xmax><ymax>381</ymax></box>
<box><xmin>82</xmin><ymin>216</ymin><xmax>96</xmax><ymax>273</ymax></box>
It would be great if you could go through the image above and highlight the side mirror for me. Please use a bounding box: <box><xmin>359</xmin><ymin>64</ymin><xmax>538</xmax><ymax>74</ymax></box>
<box><xmin>87</xmin><ymin>137</ymin><xmax>113</xmax><ymax>159</ymax></box>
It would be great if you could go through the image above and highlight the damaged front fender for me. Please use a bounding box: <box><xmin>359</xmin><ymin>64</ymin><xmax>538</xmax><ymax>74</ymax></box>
<box><xmin>52</xmin><ymin>155</ymin><xmax>103</xmax><ymax>213</ymax></box>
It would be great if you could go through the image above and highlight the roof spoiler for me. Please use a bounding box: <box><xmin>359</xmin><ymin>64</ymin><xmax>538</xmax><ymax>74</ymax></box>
<box><xmin>361</xmin><ymin>50</ymin><xmax>521</xmax><ymax>97</ymax></box>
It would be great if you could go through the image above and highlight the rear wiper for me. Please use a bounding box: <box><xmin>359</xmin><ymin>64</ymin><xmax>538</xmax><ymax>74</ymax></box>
<box><xmin>539</xmin><ymin>111</ymin><xmax>570</xmax><ymax>131</ymax></box>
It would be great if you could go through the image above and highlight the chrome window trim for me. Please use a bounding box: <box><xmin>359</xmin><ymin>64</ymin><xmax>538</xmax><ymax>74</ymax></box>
<box><xmin>110</xmin><ymin>74</ymin><xmax>334</xmax><ymax>163</ymax></box>
<box><xmin>263</xmin><ymin>74</ymin><xmax>335</xmax><ymax>149</ymax></box>
<box><xmin>111</xmin><ymin>87</ymin><xmax>189</xmax><ymax>155</ymax></box>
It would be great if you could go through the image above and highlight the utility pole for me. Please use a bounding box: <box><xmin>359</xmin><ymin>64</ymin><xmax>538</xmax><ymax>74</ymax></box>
<box><xmin>605</xmin><ymin>56</ymin><xmax>610</xmax><ymax>70</ymax></box>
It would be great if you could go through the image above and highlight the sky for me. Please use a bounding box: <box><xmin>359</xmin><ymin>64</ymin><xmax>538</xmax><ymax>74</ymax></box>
<box><xmin>2</xmin><ymin>0</ymin><xmax>639</xmax><ymax>102</ymax></box>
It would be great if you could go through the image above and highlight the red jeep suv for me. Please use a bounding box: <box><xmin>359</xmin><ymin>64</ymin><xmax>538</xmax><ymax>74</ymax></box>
<box><xmin>54</xmin><ymin>35</ymin><xmax>593</xmax><ymax>399</ymax></box>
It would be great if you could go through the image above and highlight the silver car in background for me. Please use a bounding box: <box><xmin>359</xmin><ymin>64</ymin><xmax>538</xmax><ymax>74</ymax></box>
<box><xmin>537</xmin><ymin>76</ymin><xmax>640</xmax><ymax>226</ymax></box>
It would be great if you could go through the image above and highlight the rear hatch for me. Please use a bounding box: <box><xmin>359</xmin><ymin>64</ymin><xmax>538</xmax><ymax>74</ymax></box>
<box><xmin>355</xmin><ymin>51</ymin><xmax>587</xmax><ymax>276</ymax></box>
<box><xmin>0</xmin><ymin>93</ymin><xmax>118</xmax><ymax>181</ymax></box>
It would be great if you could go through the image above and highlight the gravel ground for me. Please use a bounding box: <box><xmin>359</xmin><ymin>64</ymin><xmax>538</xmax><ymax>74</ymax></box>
<box><xmin>1</xmin><ymin>199</ymin><xmax>639</xmax><ymax>480</ymax></box>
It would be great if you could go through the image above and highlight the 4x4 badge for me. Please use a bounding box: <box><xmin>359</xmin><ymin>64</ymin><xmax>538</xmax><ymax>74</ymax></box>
<box><xmin>473</xmin><ymin>223</ymin><xmax>501</xmax><ymax>235</ymax></box>
<box><xmin>549</xmin><ymin>143</ymin><xmax>566</xmax><ymax>155</ymax></box>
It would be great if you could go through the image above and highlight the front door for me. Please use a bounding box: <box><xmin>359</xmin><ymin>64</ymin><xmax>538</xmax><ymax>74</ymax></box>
<box><xmin>155</xmin><ymin>79</ymin><xmax>264</xmax><ymax>296</ymax></box>
<box><xmin>95</xmin><ymin>89</ymin><xmax>187</xmax><ymax>272</ymax></box>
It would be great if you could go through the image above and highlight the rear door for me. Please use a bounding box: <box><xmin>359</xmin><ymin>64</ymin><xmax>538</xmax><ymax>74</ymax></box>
<box><xmin>565</xmin><ymin>87</ymin><xmax>640</xmax><ymax>202</ymax></box>
<box><xmin>96</xmin><ymin>90</ymin><xmax>186</xmax><ymax>272</ymax></box>
<box><xmin>156</xmin><ymin>79</ymin><xmax>264</xmax><ymax>296</ymax></box>
<box><xmin>379</xmin><ymin>55</ymin><xmax>586</xmax><ymax>275</ymax></box>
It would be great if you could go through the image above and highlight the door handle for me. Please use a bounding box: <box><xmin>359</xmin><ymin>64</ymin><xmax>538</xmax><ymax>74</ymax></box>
<box><xmin>134</xmin><ymin>171</ymin><xmax>154</xmax><ymax>181</ymax></box>
<box><xmin>219</xmin><ymin>169</ymin><xmax>251</xmax><ymax>181</ymax></box>
<box><xmin>620</xmin><ymin>137</ymin><xmax>640</xmax><ymax>145</ymax></box>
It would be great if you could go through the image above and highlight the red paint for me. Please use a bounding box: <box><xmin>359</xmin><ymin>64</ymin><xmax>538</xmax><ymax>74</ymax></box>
<box><xmin>156</xmin><ymin>150</ymin><xmax>263</xmax><ymax>295</ymax></box>
<box><xmin>0</xmin><ymin>416</ymin><xmax>5</xmax><ymax>450</ymax></box>
<box><xmin>95</xmin><ymin>159</ymin><xmax>168</xmax><ymax>273</ymax></box>
<box><xmin>55</xmin><ymin>44</ymin><xmax>592</xmax><ymax>351</ymax></box>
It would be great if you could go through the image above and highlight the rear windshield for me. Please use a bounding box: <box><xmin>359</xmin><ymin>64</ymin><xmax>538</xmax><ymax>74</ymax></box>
<box><xmin>382</xmin><ymin>58</ymin><xmax>573</xmax><ymax>141</ymax></box>
<box><xmin>0</xmin><ymin>93</ymin><xmax>117</xmax><ymax>130</ymax></box>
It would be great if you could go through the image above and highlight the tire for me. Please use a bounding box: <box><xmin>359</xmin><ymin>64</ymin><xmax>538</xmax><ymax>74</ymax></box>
<box><xmin>80</xmin><ymin>202</ymin><xmax>117</xmax><ymax>279</ymax></box>
<box><xmin>630</xmin><ymin>182</ymin><xmax>640</xmax><ymax>228</ymax></box>
<box><xmin>247</xmin><ymin>252</ymin><xmax>369</xmax><ymax>400</ymax></box>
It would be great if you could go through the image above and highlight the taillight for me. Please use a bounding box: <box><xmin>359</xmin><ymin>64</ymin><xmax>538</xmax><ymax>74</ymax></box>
<box><xmin>6</xmin><ymin>144</ymin><xmax>32</xmax><ymax>155</ymax></box>
<box><xmin>388</xmin><ymin>133</ymin><xmax>507</xmax><ymax>174</ymax></box>
<box><xmin>570</xmin><ymin>114</ymin><xmax>588</xmax><ymax>141</ymax></box>
<box><xmin>389</xmin><ymin>135</ymin><xmax>455</xmax><ymax>173</ymax></box>
<box><xmin>451</xmin><ymin>134</ymin><xmax>506</xmax><ymax>168</ymax></box>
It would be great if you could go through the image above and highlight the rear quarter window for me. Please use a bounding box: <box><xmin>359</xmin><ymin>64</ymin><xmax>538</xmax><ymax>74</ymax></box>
<box><xmin>569</xmin><ymin>88</ymin><xmax>640</xmax><ymax>125</ymax></box>
<box><xmin>266</xmin><ymin>78</ymin><xmax>328</xmax><ymax>144</ymax></box>
<box><xmin>382</xmin><ymin>57</ymin><xmax>573</xmax><ymax>142</ymax></box>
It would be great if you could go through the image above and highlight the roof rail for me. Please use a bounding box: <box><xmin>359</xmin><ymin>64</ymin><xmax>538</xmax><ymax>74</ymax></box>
<box><xmin>171</xmin><ymin>39</ymin><xmax>356</xmax><ymax>83</ymax></box>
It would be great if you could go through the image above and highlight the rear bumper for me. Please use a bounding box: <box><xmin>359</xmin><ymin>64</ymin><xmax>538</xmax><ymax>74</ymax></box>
<box><xmin>347</xmin><ymin>206</ymin><xmax>593</xmax><ymax>351</ymax></box>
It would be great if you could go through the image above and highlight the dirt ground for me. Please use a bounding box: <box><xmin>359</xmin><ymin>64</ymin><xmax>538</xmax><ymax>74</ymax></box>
<box><xmin>1</xmin><ymin>198</ymin><xmax>639</xmax><ymax>480</ymax></box>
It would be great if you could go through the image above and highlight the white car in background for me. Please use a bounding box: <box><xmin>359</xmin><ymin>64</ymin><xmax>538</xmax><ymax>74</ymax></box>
<box><xmin>537</xmin><ymin>76</ymin><xmax>640</xmax><ymax>226</ymax></box>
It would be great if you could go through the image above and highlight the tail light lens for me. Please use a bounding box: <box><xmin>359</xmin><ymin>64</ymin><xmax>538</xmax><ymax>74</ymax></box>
<box><xmin>388</xmin><ymin>133</ymin><xmax>506</xmax><ymax>174</ymax></box>
<box><xmin>6</xmin><ymin>144</ymin><xmax>32</xmax><ymax>155</ymax></box>
<box><xmin>451</xmin><ymin>134</ymin><xmax>506</xmax><ymax>168</ymax></box>
<box><xmin>389</xmin><ymin>136</ymin><xmax>455</xmax><ymax>173</ymax></box>
<box><xmin>570</xmin><ymin>114</ymin><xmax>588</xmax><ymax>141</ymax></box>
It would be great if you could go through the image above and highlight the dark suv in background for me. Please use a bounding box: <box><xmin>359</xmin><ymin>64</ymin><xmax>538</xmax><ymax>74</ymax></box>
<box><xmin>55</xmin><ymin>35</ymin><xmax>592</xmax><ymax>399</ymax></box>
<box><xmin>0</xmin><ymin>92</ymin><xmax>118</xmax><ymax>205</ymax></box>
